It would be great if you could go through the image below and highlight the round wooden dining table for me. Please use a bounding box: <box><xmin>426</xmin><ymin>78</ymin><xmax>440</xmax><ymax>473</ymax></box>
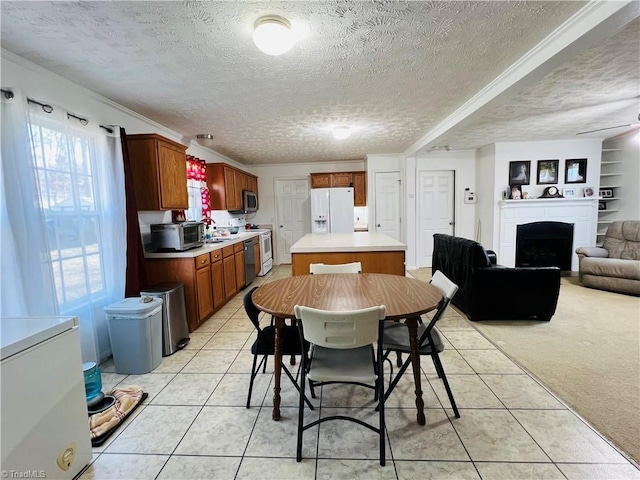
<box><xmin>252</xmin><ymin>273</ymin><xmax>443</xmax><ymax>425</ymax></box>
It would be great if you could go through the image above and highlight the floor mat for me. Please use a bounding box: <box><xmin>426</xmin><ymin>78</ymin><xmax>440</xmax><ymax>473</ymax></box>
<box><xmin>90</xmin><ymin>392</ymin><xmax>148</xmax><ymax>447</ymax></box>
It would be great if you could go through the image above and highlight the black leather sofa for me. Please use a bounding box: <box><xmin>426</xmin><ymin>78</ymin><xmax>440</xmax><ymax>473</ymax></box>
<box><xmin>432</xmin><ymin>234</ymin><xmax>561</xmax><ymax>321</ymax></box>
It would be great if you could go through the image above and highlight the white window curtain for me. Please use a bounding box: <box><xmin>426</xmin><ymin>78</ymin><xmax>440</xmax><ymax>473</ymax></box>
<box><xmin>0</xmin><ymin>90</ymin><xmax>126</xmax><ymax>363</ymax></box>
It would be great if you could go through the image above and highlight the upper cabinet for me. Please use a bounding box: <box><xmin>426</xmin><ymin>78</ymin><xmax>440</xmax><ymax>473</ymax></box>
<box><xmin>310</xmin><ymin>171</ymin><xmax>367</xmax><ymax>206</ymax></box>
<box><xmin>331</xmin><ymin>172</ymin><xmax>352</xmax><ymax>187</ymax></box>
<box><xmin>207</xmin><ymin>163</ymin><xmax>259</xmax><ymax>211</ymax></box>
<box><xmin>310</xmin><ymin>173</ymin><xmax>331</xmax><ymax>188</ymax></box>
<box><xmin>126</xmin><ymin>134</ymin><xmax>188</xmax><ymax>210</ymax></box>
<box><xmin>352</xmin><ymin>172</ymin><xmax>366</xmax><ymax>207</ymax></box>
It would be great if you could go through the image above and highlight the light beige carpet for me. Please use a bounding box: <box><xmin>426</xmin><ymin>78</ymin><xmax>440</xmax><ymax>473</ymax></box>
<box><xmin>409</xmin><ymin>269</ymin><xmax>640</xmax><ymax>465</ymax></box>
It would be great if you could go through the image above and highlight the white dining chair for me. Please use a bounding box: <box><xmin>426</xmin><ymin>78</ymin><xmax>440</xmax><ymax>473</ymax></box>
<box><xmin>309</xmin><ymin>262</ymin><xmax>362</xmax><ymax>274</ymax></box>
<box><xmin>381</xmin><ymin>270</ymin><xmax>460</xmax><ymax>418</ymax></box>
<box><xmin>293</xmin><ymin>304</ymin><xmax>387</xmax><ymax>466</ymax></box>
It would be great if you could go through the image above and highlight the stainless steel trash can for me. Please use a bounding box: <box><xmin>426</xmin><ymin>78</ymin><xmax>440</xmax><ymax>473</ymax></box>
<box><xmin>140</xmin><ymin>283</ymin><xmax>190</xmax><ymax>356</ymax></box>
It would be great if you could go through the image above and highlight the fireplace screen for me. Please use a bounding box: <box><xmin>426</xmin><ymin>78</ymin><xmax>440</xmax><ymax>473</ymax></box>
<box><xmin>516</xmin><ymin>222</ymin><xmax>574</xmax><ymax>271</ymax></box>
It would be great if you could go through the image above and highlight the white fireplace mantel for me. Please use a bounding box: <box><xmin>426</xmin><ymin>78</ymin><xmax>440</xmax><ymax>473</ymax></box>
<box><xmin>498</xmin><ymin>198</ymin><xmax>598</xmax><ymax>271</ymax></box>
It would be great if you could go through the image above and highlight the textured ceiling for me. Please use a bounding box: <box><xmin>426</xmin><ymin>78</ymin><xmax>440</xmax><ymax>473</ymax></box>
<box><xmin>3</xmin><ymin>1</ymin><xmax>634</xmax><ymax>165</ymax></box>
<box><xmin>432</xmin><ymin>17</ymin><xmax>640</xmax><ymax>151</ymax></box>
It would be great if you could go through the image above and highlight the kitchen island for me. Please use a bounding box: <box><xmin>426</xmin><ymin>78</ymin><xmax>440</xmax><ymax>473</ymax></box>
<box><xmin>290</xmin><ymin>232</ymin><xmax>406</xmax><ymax>276</ymax></box>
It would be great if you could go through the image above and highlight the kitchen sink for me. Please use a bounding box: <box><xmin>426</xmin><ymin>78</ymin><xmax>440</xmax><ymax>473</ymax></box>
<box><xmin>208</xmin><ymin>239</ymin><xmax>229</xmax><ymax>244</ymax></box>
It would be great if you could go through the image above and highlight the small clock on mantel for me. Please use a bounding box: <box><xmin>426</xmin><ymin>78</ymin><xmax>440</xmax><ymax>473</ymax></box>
<box><xmin>540</xmin><ymin>186</ymin><xmax>564</xmax><ymax>198</ymax></box>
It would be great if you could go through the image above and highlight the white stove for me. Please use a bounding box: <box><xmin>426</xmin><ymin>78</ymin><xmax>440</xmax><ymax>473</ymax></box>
<box><xmin>258</xmin><ymin>230</ymin><xmax>273</xmax><ymax>276</ymax></box>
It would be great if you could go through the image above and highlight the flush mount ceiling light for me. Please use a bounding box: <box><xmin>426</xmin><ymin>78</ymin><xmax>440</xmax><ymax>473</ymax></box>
<box><xmin>332</xmin><ymin>126</ymin><xmax>352</xmax><ymax>140</ymax></box>
<box><xmin>253</xmin><ymin>15</ymin><xmax>295</xmax><ymax>56</ymax></box>
<box><xmin>196</xmin><ymin>134</ymin><xmax>215</xmax><ymax>148</ymax></box>
<box><xmin>430</xmin><ymin>145</ymin><xmax>452</xmax><ymax>151</ymax></box>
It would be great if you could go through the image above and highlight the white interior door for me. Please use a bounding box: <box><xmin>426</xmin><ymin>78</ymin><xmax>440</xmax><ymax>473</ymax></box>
<box><xmin>374</xmin><ymin>171</ymin><xmax>401</xmax><ymax>241</ymax></box>
<box><xmin>275</xmin><ymin>178</ymin><xmax>310</xmax><ymax>264</ymax></box>
<box><xmin>418</xmin><ymin>170</ymin><xmax>455</xmax><ymax>267</ymax></box>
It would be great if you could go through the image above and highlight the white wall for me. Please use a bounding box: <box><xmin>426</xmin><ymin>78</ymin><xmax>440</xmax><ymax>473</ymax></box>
<box><xmin>476</xmin><ymin>144</ymin><xmax>496</xmax><ymax>247</ymax></box>
<box><xmin>603</xmin><ymin>130</ymin><xmax>640</xmax><ymax>221</ymax></box>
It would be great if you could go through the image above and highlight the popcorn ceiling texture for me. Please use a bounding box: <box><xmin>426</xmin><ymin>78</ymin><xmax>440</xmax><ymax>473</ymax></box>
<box><xmin>435</xmin><ymin>17</ymin><xmax>640</xmax><ymax>150</ymax></box>
<box><xmin>1</xmin><ymin>1</ymin><xmax>609</xmax><ymax>164</ymax></box>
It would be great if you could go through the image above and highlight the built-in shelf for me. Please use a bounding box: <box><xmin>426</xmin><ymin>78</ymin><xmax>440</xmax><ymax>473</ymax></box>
<box><xmin>597</xmin><ymin>147</ymin><xmax>622</xmax><ymax>243</ymax></box>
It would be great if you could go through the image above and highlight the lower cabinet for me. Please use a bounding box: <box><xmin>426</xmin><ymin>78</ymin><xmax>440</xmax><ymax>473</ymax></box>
<box><xmin>145</xmin><ymin>238</ymin><xmax>256</xmax><ymax>332</ymax></box>
<box><xmin>222</xmin><ymin>246</ymin><xmax>237</xmax><ymax>300</ymax></box>
<box><xmin>210</xmin><ymin>252</ymin><xmax>224</xmax><ymax>308</ymax></box>
<box><xmin>195</xmin><ymin>264</ymin><xmax>214</xmax><ymax>321</ymax></box>
<box><xmin>145</xmin><ymin>254</ymin><xmax>215</xmax><ymax>332</ymax></box>
<box><xmin>234</xmin><ymin>242</ymin><xmax>245</xmax><ymax>290</ymax></box>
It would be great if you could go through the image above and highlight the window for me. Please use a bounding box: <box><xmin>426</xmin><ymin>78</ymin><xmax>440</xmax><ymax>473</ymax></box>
<box><xmin>186</xmin><ymin>178</ymin><xmax>203</xmax><ymax>222</ymax></box>
<box><xmin>186</xmin><ymin>156</ymin><xmax>210</xmax><ymax>224</ymax></box>
<box><xmin>30</xmin><ymin>118</ymin><xmax>105</xmax><ymax>309</ymax></box>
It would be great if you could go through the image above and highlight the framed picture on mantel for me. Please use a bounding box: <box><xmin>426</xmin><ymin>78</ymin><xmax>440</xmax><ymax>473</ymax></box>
<box><xmin>565</xmin><ymin>158</ymin><xmax>587</xmax><ymax>184</ymax></box>
<box><xmin>537</xmin><ymin>159</ymin><xmax>558</xmax><ymax>184</ymax></box>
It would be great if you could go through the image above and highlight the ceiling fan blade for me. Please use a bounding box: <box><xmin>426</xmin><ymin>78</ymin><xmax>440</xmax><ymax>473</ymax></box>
<box><xmin>576</xmin><ymin>123</ymin><xmax>637</xmax><ymax>135</ymax></box>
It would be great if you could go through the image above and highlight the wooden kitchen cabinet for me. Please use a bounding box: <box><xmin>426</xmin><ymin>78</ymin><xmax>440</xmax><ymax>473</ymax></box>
<box><xmin>210</xmin><ymin>250</ymin><xmax>224</xmax><ymax>308</ymax></box>
<box><xmin>225</xmin><ymin>167</ymin><xmax>241</xmax><ymax>210</ymax></box>
<box><xmin>310</xmin><ymin>170</ymin><xmax>367</xmax><ymax>206</ymax></box>
<box><xmin>248</xmin><ymin>176</ymin><xmax>258</xmax><ymax>196</ymax></box>
<box><xmin>310</xmin><ymin>173</ymin><xmax>331</xmax><ymax>188</ymax></box>
<box><xmin>207</xmin><ymin>163</ymin><xmax>259</xmax><ymax>211</ymax></box>
<box><xmin>234</xmin><ymin>242</ymin><xmax>245</xmax><ymax>290</ymax></box>
<box><xmin>352</xmin><ymin>171</ymin><xmax>366</xmax><ymax>206</ymax></box>
<box><xmin>144</xmin><ymin>254</ymin><xmax>216</xmax><ymax>332</ymax></box>
<box><xmin>331</xmin><ymin>172</ymin><xmax>352</xmax><ymax>187</ymax></box>
<box><xmin>222</xmin><ymin>246</ymin><xmax>237</xmax><ymax>300</ymax></box>
<box><xmin>194</xmin><ymin>253</ymin><xmax>214</xmax><ymax>324</ymax></box>
<box><xmin>126</xmin><ymin>134</ymin><xmax>188</xmax><ymax>210</ymax></box>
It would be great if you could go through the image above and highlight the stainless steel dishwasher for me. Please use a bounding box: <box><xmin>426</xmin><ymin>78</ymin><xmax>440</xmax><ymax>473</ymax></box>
<box><xmin>243</xmin><ymin>237</ymin><xmax>256</xmax><ymax>287</ymax></box>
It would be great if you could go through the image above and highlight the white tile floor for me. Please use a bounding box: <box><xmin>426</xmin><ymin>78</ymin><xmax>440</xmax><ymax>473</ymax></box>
<box><xmin>82</xmin><ymin>266</ymin><xmax>640</xmax><ymax>480</ymax></box>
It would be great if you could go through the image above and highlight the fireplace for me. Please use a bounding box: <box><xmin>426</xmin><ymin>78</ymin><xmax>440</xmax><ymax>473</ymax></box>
<box><xmin>516</xmin><ymin>221</ymin><xmax>574</xmax><ymax>271</ymax></box>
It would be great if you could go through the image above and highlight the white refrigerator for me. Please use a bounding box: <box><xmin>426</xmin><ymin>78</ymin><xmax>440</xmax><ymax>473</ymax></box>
<box><xmin>311</xmin><ymin>187</ymin><xmax>354</xmax><ymax>233</ymax></box>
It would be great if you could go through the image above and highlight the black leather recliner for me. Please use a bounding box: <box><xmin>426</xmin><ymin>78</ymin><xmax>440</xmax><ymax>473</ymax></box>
<box><xmin>432</xmin><ymin>234</ymin><xmax>561</xmax><ymax>321</ymax></box>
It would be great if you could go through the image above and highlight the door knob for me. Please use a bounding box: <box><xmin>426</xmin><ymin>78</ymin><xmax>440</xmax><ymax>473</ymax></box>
<box><xmin>449</xmin><ymin>221</ymin><xmax>454</xmax><ymax>225</ymax></box>
<box><xmin>279</xmin><ymin>225</ymin><xmax>283</xmax><ymax>228</ymax></box>
<box><xmin>377</xmin><ymin>224</ymin><xmax>381</xmax><ymax>227</ymax></box>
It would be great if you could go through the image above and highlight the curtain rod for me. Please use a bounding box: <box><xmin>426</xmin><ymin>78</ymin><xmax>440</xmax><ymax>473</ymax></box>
<box><xmin>0</xmin><ymin>88</ymin><xmax>114</xmax><ymax>133</ymax></box>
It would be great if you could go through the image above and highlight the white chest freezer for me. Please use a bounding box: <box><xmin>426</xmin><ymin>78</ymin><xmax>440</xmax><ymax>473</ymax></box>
<box><xmin>1</xmin><ymin>316</ymin><xmax>92</xmax><ymax>479</ymax></box>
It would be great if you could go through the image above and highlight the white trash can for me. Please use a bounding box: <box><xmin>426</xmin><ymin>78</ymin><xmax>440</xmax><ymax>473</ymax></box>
<box><xmin>104</xmin><ymin>297</ymin><xmax>163</xmax><ymax>374</ymax></box>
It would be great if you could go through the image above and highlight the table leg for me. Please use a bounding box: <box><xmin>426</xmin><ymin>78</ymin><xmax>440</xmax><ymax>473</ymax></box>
<box><xmin>406</xmin><ymin>316</ymin><xmax>425</xmax><ymax>425</ymax></box>
<box><xmin>272</xmin><ymin>316</ymin><xmax>284</xmax><ymax>421</ymax></box>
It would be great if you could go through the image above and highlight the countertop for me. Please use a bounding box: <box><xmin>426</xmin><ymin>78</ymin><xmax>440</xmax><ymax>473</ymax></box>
<box><xmin>290</xmin><ymin>232</ymin><xmax>407</xmax><ymax>253</ymax></box>
<box><xmin>144</xmin><ymin>229</ymin><xmax>268</xmax><ymax>259</ymax></box>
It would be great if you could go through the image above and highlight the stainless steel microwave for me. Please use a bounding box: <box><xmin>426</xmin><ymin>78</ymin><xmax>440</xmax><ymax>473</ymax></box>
<box><xmin>150</xmin><ymin>222</ymin><xmax>204</xmax><ymax>251</ymax></box>
<box><xmin>242</xmin><ymin>190</ymin><xmax>258</xmax><ymax>213</ymax></box>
